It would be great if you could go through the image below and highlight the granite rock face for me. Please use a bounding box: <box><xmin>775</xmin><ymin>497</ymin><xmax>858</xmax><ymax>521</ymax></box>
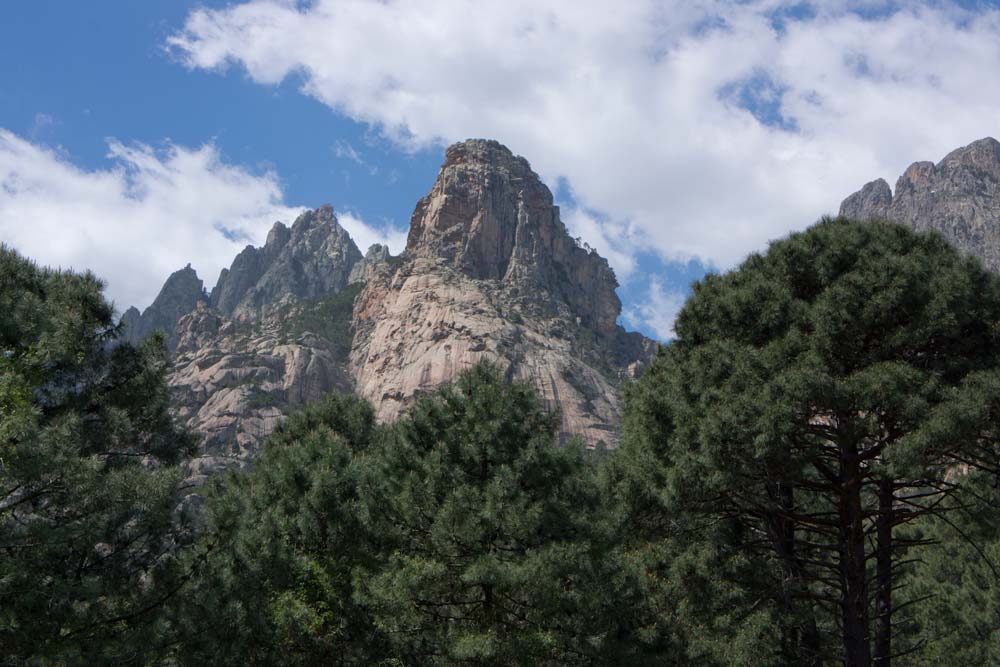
<box><xmin>210</xmin><ymin>205</ymin><xmax>363</xmax><ymax>319</ymax></box>
<box><xmin>120</xmin><ymin>264</ymin><xmax>207</xmax><ymax>351</ymax></box>
<box><xmin>406</xmin><ymin>140</ymin><xmax>622</xmax><ymax>336</ymax></box>
<box><xmin>124</xmin><ymin>206</ymin><xmax>365</xmax><ymax>481</ymax></box>
<box><xmin>169</xmin><ymin>299</ymin><xmax>354</xmax><ymax>484</ymax></box>
<box><xmin>840</xmin><ymin>137</ymin><xmax>1000</xmax><ymax>271</ymax></box>
<box><xmin>351</xmin><ymin>139</ymin><xmax>656</xmax><ymax>447</ymax></box>
<box><xmin>348</xmin><ymin>243</ymin><xmax>391</xmax><ymax>284</ymax></box>
<box><xmin>127</xmin><ymin>141</ymin><xmax>658</xmax><ymax>477</ymax></box>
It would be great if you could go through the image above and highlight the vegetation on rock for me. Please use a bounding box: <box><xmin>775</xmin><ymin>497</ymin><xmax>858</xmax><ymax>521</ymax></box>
<box><xmin>7</xmin><ymin>216</ymin><xmax>1000</xmax><ymax>666</ymax></box>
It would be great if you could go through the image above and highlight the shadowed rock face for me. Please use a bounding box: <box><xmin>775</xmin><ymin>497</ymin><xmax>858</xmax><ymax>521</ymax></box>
<box><xmin>840</xmin><ymin>137</ymin><xmax>1000</xmax><ymax>271</ymax></box>
<box><xmin>210</xmin><ymin>205</ymin><xmax>363</xmax><ymax>319</ymax></box>
<box><xmin>407</xmin><ymin>139</ymin><xmax>622</xmax><ymax>336</ymax></box>
<box><xmin>352</xmin><ymin>139</ymin><xmax>656</xmax><ymax>447</ymax></box>
<box><xmin>121</xmin><ymin>264</ymin><xmax>206</xmax><ymax>351</ymax></box>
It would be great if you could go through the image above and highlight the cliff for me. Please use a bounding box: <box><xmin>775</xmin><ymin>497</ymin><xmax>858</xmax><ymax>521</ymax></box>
<box><xmin>351</xmin><ymin>139</ymin><xmax>655</xmax><ymax>447</ymax></box>
<box><xmin>840</xmin><ymin>137</ymin><xmax>1000</xmax><ymax>271</ymax></box>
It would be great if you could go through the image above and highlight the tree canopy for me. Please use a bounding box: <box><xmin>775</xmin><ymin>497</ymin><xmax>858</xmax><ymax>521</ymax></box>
<box><xmin>614</xmin><ymin>218</ymin><xmax>1000</xmax><ymax>666</ymax></box>
<box><xmin>9</xmin><ymin>218</ymin><xmax>1000</xmax><ymax>666</ymax></box>
<box><xmin>0</xmin><ymin>245</ymin><xmax>193</xmax><ymax>663</ymax></box>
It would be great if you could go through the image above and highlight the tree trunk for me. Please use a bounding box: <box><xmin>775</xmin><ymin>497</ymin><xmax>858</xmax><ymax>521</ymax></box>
<box><xmin>874</xmin><ymin>478</ymin><xmax>893</xmax><ymax>666</ymax></box>
<box><xmin>769</xmin><ymin>482</ymin><xmax>823</xmax><ymax>666</ymax></box>
<box><xmin>839</xmin><ymin>442</ymin><xmax>872</xmax><ymax>667</ymax></box>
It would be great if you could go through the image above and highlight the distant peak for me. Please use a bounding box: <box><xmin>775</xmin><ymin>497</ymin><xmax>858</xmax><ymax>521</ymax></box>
<box><xmin>838</xmin><ymin>136</ymin><xmax>1000</xmax><ymax>273</ymax></box>
<box><xmin>289</xmin><ymin>204</ymin><xmax>346</xmax><ymax>234</ymax></box>
<box><xmin>967</xmin><ymin>136</ymin><xmax>1000</xmax><ymax>150</ymax></box>
<box><xmin>405</xmin><ymin>139</ymin><xmax>621</xmax><ymax>335</ymax></box>
<box><xmin>265</xmin><ymin>221</ymin><xmax>290</xmax><ymax>248</ymax></box>
<box><xmin>169</xmin><ymin>263</ymin><xmax>201</xmax><ymax>281</ymax></box>
<box><xmin>210</xmin><ymin>203</ymin><xmax>362</xmax><ymax>318</ymax></box>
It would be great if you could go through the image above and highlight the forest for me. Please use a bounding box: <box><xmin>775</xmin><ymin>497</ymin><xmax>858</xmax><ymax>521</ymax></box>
<box><xmin>5</xmin><ymin>217</ymin><xmax>1000</xmax><ymax>666</ymax></box>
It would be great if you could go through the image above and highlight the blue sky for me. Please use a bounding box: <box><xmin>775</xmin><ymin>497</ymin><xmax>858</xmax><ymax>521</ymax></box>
<box><xmin>3</xmin><ymin>1</ymin><xmax>1000</xmax><ymax>340</ymax></box>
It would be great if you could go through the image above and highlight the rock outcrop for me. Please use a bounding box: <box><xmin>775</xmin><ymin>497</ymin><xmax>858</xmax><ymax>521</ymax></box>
<box><xmin>124</xmin><ymin>141</ymin><xmax>657</xmax><ymax>477</ymax></box>
<box><xmin>169</xmin><ymin>297</ymin><xmax>355</xmax><ymax>484</ymax></box>
<box><xmin>840</xmin><ymin>137</ymin><xmax>1000</xmax><ymax>271</ymax></box>
<box><xmin>210</xmin><ymin>205</ymin><xmax>363</xmax><ymax>319</ymax></box>
<box><xmin>348</xmin><ymin>243</ymin><xmax>391</xmax><ymax>284</ymax></box>
<box><xmin>351</xmin><ymin>139</ymin><xmax>656</xmax><ymax>446</ymax></box>
<box><xmin>123</xmin><ymin>206</ymin><xmax>365</xmax><ymax>481</ymax></box>
<box><xmin>121</xmin><ymin>264</ymin><xmax>207</xmax><ymax>351</ymax></box>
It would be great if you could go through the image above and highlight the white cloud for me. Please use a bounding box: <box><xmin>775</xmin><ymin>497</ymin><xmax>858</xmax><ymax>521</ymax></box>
<box><xmin>561</xmin><ymin>206</ymin><xmax>638</xmax><ymax>281</ymax></box>
<box><xmin>622</xmin><ymin>279</ymin><xmax>687</xmax><ymax>342</ymax></box>
<box><xmin>0</xmin><ymin>130</ymin><xmax>395</xmax><ymax>312</ymax></box>
<box><xmin>333</xmin><ymin>140</ymin><xmax>378</xmax><ymax>175</ymax></box>
<box><xmin>167</xmin><ymin>0</ymin><xmax>1000</xmax><ymax>290</ymax></box>
<box><xmin>337</xmin><ymin>210</ymin><xmax>408</xmax><ymax>255</ymax></box>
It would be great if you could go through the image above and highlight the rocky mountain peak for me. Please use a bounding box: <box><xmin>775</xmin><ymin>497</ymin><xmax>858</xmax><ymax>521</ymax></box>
<box><xmin>121</xmin><ymin>264</ymin><xmax>206</xmax><ymax>351</ymax></box>
<box><xmin>265</xmin><ymin>220</ymin><xmax>291</xmax><ymax>250</ymax></box>
<box><xmin>210</xmin><ymin>205</ymin><xmax>363</xmax><ymax>319</ymax></box>
<box><xmin>406</xmin><ymin>138</ymin><xmax>621</xmax><ymax>336</ymax></box>
<box><xmin>938</xmin><ymin>136</ymin><xmax>1000</xmax><ymax>178</ymax></box>
<box><xmin>840</xmin><ymin>137</ymin><xmax>1000</xmax><ymax>272</ymax></box>
<box><xmin>839</xmin><ymin>178</ymin><xmax>892</xmax><ymax>221</ymax></box>
<box><xmin>350</xmin><ymin>139</ymin><xmax>656</xmax><ymax>446</ymax></box>
<box><xmin>348</xmin><ymin>243</ymin><xmax>393</xmax><ymax>284</ymax></box>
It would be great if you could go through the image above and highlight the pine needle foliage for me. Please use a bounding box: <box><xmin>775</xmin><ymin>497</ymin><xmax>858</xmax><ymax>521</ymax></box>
<box><xmin>0</xmin><ymin>245</ymin><xmax>194</xmax><ymax>663</ymax></box>
<box><xmin>613</xmin><ymin>218</ymin><xmax>1000</xmax><ymax>666</ymax></box>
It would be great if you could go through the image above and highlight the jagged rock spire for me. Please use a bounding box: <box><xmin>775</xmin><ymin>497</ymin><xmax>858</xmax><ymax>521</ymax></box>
<box><xmin>406</xmin><ymin>139</ymin><xmax>621</xmax><ymax>336</ymax></box>
<box><xmin>210</xmin><ymin>204</ymin><xmax>363</xmax><ymax>318</ymax></box>
<box><xmin>351</xmin><ymin>139</ymin><xmax>656</xmax><ymax>446</ymax></box>
<box><xmin>121</xmin><ymin>264</ymin><xmax>206</xmax><ymax>351</ymax></box>
<box><xmin>840</xmin><ymin>137</ymin><xmax>1000</xmax><ymax>271</ymax></box>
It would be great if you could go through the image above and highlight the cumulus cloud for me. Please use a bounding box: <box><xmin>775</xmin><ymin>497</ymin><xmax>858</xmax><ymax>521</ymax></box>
<box><xmin>0</xmin><ymin>130</ymin><xmax>394</xmax><ymax>312</ymax></box>
<box><xmin>337</xmin><ymin>210</ymin><xmax>408</xmax><ymax>255</ymax></box>
<box><xmin>622</xmin><ymin>279</ymin><xmax>688</xmax><ymax>342</ymax></box>
<box><xmin>168</xmin><ymin>0</ymin><xmax>1000</xmax><ymax>283</ymax></box>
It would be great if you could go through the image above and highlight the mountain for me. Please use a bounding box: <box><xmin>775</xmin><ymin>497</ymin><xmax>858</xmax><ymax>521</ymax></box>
<box><xmin>120</xmin><ymin>264</ymin><xmax>207</xmax><ymax>351</ymax></box>
<box><xmin>125</xmin><ymin>139</ymin><xmax>657</xmax><ymax>480</ymax></box>
<box><xmin>169</xmin><ymin>292</ymin><xmax>357</xmax><ymax>483</ymax></box>
<box><xmin>160</xmin><ymin>207</ymin><xmax>364</xmax><ymax>481</ymax></box>
<box><xmin>210</xmin><ymin>204</ymin><xmax>363</xmax><ymax>318</ymax></box>
<box><xmin>351</xmin><ymin>139</ymin><xmax>655</xmax><ymax>446</ymax></box>
<box><xmin>840</xmin><ymin>137</ymin><xmax>1000</xmax><ymax>271</ymax></box>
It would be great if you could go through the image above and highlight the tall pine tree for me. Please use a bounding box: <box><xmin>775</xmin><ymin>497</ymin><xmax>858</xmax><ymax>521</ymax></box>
<box><xmin>615</xmin><ymin>219</ymin><xmax>1000</xmax><ymax>666</ymax></box>
<box><xmin>166</xmin><ymin>394</ymin><xmax>390</xmax><ymax>666</ymax></box>
<box><xmin>358</xmin><ymin>361</ymin><xmax>610</xmax><ymax>666</ymax></box>
<box><xmin>0</xmin><ymin>245</ymin><xmax>193</xmax><ymax>663</ymax></box>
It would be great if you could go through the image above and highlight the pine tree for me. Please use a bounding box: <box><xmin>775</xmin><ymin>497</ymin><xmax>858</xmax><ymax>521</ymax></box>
<box><xmin>0</xmin><ymin>245</ymin><xmax>194</xmax><ymax>663</ymax></box>
<box><xmin>167</xmin><ymin>393</ymin><xmax>390</xmax><ymax>666</ymax></box>
<box><xmin>897</xmin><ymin>471</ymin><xmax>1000</xmax><ymax>666</ymax></box>
<box><xmin>614</xmin><ymin>219</ymin><xmax>1000</xmax><ymax>666</ymax></box>
<box><xmin>357</xmin><ymin>361</ymin><xmax>608</xmax><ymax>666</ymax></box>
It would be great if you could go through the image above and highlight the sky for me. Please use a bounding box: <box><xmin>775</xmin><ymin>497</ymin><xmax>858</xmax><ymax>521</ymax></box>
<box><xmin>2</xmin><ymin>1</ymin><xmax>1000</xmax><ymax>341</ymax></box>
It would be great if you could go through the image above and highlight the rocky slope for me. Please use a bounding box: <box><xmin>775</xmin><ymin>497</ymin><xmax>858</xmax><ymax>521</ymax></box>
<box><xmin>126</xmin><ymin>139</ymin><xmax>657</xmax><ymax>478</ymax></box>
<box><xmin>840</xmin><ymin>137</ymin><xmax>1000</xmax><ymax>271</ymax></box>
<box><xmin>121</xmin><ymin>265</ymin><xmax>207</xmax><ymax>351</ymax></box>
<box><xmin>169</xmin><ymin>291</ymin><xmax>357</xmax><ymax>484</ymax></box>
<box><xmin>351</xmin><ymin>139</ymin><xmax>655</xmax><ymax>447</ymax></box>
<box><xmin>125</xmin><ymin>207</ymin><xmax>365</xmax><ymax>480</ymax></box>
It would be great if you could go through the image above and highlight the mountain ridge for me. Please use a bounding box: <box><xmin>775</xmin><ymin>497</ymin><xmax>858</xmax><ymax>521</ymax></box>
<box><xmin>840</xmin><ymin>137</ymin><xmax>1000</xmax><ymax>271</ymax></box>
<box><xmin>124</xmin><ymin>139</ymin><xmax>657</xmax><ymax>479</ymax></box>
